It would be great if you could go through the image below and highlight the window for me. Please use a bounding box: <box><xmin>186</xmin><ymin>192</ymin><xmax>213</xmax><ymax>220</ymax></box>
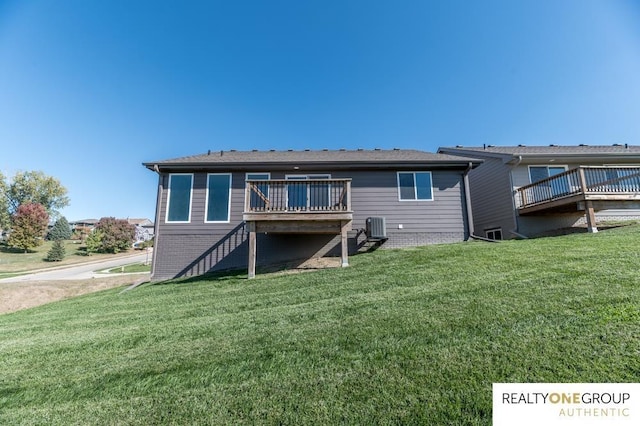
<box><xmin>205</xmin><ymin>174</ymin><xmax>232</xmax><ymax>222</ymax></box>
<box><xmin>286</xmin><ymin>174</ymin><xmax>330</xmax><ymax>209</ymax></box>
<box><xmin>397</xmin><ymin>172</ymin><xmax>433</xmax><ymax>201</ymax></box>
<box><xmin>246</xmin><ymin>173</ymin><xmax>270</xmax><ymax>210</ymax></box>
<box><xmin>528</xmin><ymin>166</ymin><xmax>567</xmax><ymax>183</ymax></box>
<box><xmin>486</xmin><ymin>228</ymin><xmax>503</xmax><ymax>240</ymax></box>
<box><xmin>528</xmin><ymin>165</ymin><xmax>569</xmax><ymax>197</ymax></box>
<box><xmin>166</xmin><ymin>174</ymin><xmax>193</xmax><ymax>223</ymax></box>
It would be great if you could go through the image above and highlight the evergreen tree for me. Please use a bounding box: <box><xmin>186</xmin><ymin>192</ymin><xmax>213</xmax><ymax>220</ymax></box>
<box><xmin>48</xmin><ymin>216</ymin><xmax>72</xmax><ymax>240</ymax></box>
<box><xmin>45</xmin><ymin>239</ymin><xmax>66</xmax><ymax>261</ymax></box>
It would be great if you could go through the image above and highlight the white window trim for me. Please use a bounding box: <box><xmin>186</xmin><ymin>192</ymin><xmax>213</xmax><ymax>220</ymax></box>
<box><xmin>397</xmin><ymin>171</ymin><xmax>434</xmax><ymax>201</ymax></box>
<box><xmin>204</xmin><ymin>173</ymin><xmax>232</xmax><ymax>224</ymax></box>
<box><xmin>166</xmin><ymin>173</ymin><xmax>194</xmax><ymax>223</ymax></box>
<box><xmin>486</xmin><ymin>228</ymin><xmax>503</xmax><ymax>240</ymax></box>
<box><xmin>527</xmin><ymin>165</ymin><xmax>568</xmax><ymax>184</ymax></box>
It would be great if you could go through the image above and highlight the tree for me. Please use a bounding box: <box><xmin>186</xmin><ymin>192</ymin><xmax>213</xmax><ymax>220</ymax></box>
<box><xmin>84</xmin><ymin>229</ymin><xmax>103</xmax><ymax>255</ymax></box>
<box><xmin>7</xmin><ymin>203</ymin><xmax>49</xmax><ymax>253</ymax></box>
<box><xmin>45</xmin><ymin>239</ymin><xmax>66</xmax><ymax>261</ymax></box>
<box><xmin>0</xmin><ymin>171</ymin><xmax>9</xmax><ymax>230</ymax></box>
<box><xmin>94</xmin><ymin>217</ymin><xmax>135</xmax><ymax>253</ymax></box>
<box><xmin>48</xmin><ymin>216</ymin><xmax>73</xmax><ymax>240</ymax></box>
<box><xmin>5</xmin><ymin>171</ymin><xmax>69</xmax><ymax>219</ymax></box>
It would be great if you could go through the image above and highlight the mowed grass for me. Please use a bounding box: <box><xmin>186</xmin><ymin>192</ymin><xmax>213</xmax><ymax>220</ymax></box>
<box><xmin>0</xmin><ymin>240</ymin><xmax>136</xmax><ymax>273</ymax></box>
<box><xmin>1</xmin><ymin>226</ymin><xmax>639</xmax><ymax>425</ymax></box>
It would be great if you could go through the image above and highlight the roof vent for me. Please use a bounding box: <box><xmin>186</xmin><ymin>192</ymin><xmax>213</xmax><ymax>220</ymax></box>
<box><xmin>518</xmin><ymin>144</ymin><xmax>526</xmax><ymax>147</ymax></box>
<box><xmin>252</xmin><ymin>149</ymin><xmax>258</xmax><ymax>152</ymax></box>
<box><xmin>613</xmin><ymin>143</ymin><xmax>621</xmax><ymax>146</ymax></box>
<box><xmin>357</xmin><ymin>148</ymin><xmax>363</xmax><ymax>151</ymax></box>
<box><xmin>393</xmin><ymin>148</ymin><xmax>400</xmax><ymax>150</ymax></box>
<box><xmin>579</xmin><ymin>144</ymin><xmax>587</xmax><ymax>146</ymax></box>
<box><xmin>304</xmin><ymin>149</ymin><xmax>310</xmax><ymax>151</ymax></box>
<box><xmin>487</xmin><ymin>145</ymin><xmax>495</xmax><ymax>148</ymax></box>
<box><xmin>207</xmin><ymin>150</ymin><xmax>211</xmax><ymax>155</ymax></box>
<box><xmin>322</xmin><ymin>148</ymin><xmax>328</xmax><ymax>151</ymax></box>
<box><xmin>549</xmin><ymin>144</ymin><xmax>557</xmax><ymax>147</ymax></box>
<box><xmin>374</xmin><ymin>148</ymin><xmax>381</xmax><ymax>151</ymax></box>
<box><xmin>269</xmin><ymin>149</ymin><xmax>275</xmax><ymax>152</ymax></box>
<box><xmin>456</xmin><ymin>145</ymin><xmax>463</xmax><ymax>148</ymax></box>
<box><xmin>287</xmin><ymin>149</ymin><xmax>293</xmax><ymax>152</ymax></box>
<box><xmin>230</xmin><ymin>149</ymin><xmax>236</xmax><ymax>152</ymax></box>
<box><xmin>339</xmin><ymin>148</ymin><xmax>346</xmax><ymax>151</ymax></box>
<box><xmin>625</xmin><ymin>143</ymin><xmax>629</xmax><ymax>149</ymax></box>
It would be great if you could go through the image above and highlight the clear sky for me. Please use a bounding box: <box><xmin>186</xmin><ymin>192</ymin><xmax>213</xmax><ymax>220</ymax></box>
<box><xmin>1</xmin><ymin>0</ymin><xmax>640</xmax><ymax>221</ymax></box>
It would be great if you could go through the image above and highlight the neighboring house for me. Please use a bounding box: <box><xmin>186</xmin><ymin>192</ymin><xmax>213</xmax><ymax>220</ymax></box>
<box><xmin>143</xmin><ymin>149</ymin><xmax>481</xmax><ymax>280</ymax></box>
<box><xmin>69</xmin><ymin>219</ymin><xmax>99</xmax><ymax>231</ymax></box>
<box><xmin>127</xmin><ymin>218</ymin><xmax>155</xmax><ymax>242</ymax></box>
<box><xmin>438</xmin><ymin>145</ymin><xmax>640</xmax><ymax>239</ymax></box>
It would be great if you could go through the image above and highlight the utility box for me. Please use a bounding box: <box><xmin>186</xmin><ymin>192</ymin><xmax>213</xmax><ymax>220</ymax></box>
<box><xmin>365</xmin><ymin>217</ymin><xmax>387</xmax><ymax>240</ymax></box>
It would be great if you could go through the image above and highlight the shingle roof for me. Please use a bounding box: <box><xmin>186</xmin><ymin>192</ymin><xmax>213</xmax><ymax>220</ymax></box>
<box><xmin>144</xmin><ymin>149</ymin><xmax>479</xmax><ymax>170</ymax></box>
<box><xmin>441</xmin><ymin>145</ymin><xmax>640</xmax><ymax>156</ymax></box>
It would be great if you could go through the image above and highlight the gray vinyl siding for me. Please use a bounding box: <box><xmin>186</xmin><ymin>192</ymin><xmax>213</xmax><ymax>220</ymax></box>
<box><xmin>465</xmin><ymin>157</ymin><xmax>516</xmax><ymax>238</ymax></box>
<box><xmin>151</xmin><ymin>169</ymin><xmax>469</xmax><ymax>280</ymax></box>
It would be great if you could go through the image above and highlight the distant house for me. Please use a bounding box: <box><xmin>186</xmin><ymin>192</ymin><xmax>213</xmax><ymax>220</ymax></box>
<box><xmin>69</xmin><ymin>219</ymin><xmax>99</xmax><ymax>231</ymax></box>
<box><xmin>438</xmin><ymin>145</ymin><xmax>640</xmax><ymax>238</ymax></box>
<box><xmin>127</xmin><ymin>218</ymin><xmax>155</xmax><ymax>242</ymax></box>
<box><xmin>144</xmin><ymin>149</ymin><xmax>481</xmax><ymax>280</ymax></box>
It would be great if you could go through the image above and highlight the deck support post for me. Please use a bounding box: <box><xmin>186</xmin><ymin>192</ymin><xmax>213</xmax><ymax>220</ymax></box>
<box><xmin>248</xmin><ymin>222</ymin><xmax>257</xmax><ymax>278</ymax></box>
<box><xmin>340</xmin><ymin>220</ymin><xmax>349</xmax><ymax>267</ymax></box>
<box><xmin>585</xmin><ymin>200</ymin><xmax>598</xmax><ymax>233</ymax></box>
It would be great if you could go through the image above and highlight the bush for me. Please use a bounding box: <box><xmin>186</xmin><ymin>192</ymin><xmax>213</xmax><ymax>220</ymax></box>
<box><xmin>45</xmin><ymin>239</ymin><xmax>66</xmax><ymax>261</ymax></box>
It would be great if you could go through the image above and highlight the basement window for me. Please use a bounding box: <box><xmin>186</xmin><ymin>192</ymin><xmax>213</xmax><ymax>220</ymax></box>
<box><xmin>486</xmin><ymin>228</ymin><xmax>503</xmax><ymax>241</ymax></box>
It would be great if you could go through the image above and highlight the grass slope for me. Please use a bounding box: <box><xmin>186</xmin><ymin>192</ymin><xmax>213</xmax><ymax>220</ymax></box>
<box><xmin>1</xmin><ymin>227</ymin><xmax>639</xmax><ymax>425</ymax></box>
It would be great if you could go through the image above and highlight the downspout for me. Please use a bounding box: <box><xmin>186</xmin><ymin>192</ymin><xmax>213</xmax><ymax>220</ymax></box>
<box><xmin>150</xmin><ymin>164</ymin><xmax>162</xmax><ymax>280</ymax></box>
<box><xmin>463</xmin><ymin>162</ymin><xmax>475</xmax><ymax>240</ymax></box>
<box><xmin>507</xmin><ymin>155</ymin><xmax>525</xmax><ymax>238</ymax></box>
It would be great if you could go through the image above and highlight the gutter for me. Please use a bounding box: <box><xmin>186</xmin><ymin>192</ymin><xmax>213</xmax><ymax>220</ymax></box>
<box><xmin>507</xmin><ymin>155</ymin><xmax>523</xmax><ymax>236</ymax></box>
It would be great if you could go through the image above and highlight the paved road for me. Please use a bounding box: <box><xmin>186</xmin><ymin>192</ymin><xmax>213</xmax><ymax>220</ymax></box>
<box><xmin>0</xmin><ymin>252</ymin><xmax>151</xmax><ymax>283</ymax></box>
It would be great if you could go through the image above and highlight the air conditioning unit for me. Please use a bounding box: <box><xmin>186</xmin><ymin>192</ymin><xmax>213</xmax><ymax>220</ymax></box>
<box><xmin>365</xmin><ymin>217</ymin><xmax>387</xmax><ymax>240</ymax></box>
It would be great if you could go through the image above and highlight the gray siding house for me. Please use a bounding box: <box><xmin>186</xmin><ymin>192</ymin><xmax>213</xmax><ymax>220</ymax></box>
<box><xmin>438</xmin><ymin>145</ymin><xmax>640</xmax><ymax>238</ymax></box>
<box><xmin>144</xmin><ymin>149</ymin><xmax>480</xmax><ymax>280</ymax></box>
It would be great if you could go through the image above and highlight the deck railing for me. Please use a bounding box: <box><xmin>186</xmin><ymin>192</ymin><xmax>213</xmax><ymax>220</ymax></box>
<box><xmin>244</xmin><ymin>179</ymin><xmax>352</xmax><ymax>213</ymax></box>
<box><xmin>516</xmin><ymin>166</ymin><xmax>640</xmax><ymax>209</ymax></box>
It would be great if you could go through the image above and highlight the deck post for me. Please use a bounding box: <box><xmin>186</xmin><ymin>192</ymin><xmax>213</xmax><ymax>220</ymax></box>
<box><xmin>247</xmin><ymin>221</ymin><xmax>257</xmax><ymax>278</ymax></box>
<box><xmin>340</xmin><ymin>220</ymin><xmax>349</xmax><ymax>267</ymax></box>
<box><xmin>585</xmin><ymin>200</ymin><xmax>598</xmax><ymax>233</ymax></box>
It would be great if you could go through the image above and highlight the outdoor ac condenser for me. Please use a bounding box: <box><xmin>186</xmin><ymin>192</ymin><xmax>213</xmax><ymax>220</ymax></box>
<box><xmin>365</xmin><ymin>217</ymin><xmax>387</xmax><ymax>240</ymax></box>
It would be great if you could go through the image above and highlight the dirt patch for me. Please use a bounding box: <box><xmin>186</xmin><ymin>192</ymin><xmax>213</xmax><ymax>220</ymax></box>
<box><xmin>0</xmin><ymin>274</ymin><xmax>149</xmax><ymax>315</ymax></box>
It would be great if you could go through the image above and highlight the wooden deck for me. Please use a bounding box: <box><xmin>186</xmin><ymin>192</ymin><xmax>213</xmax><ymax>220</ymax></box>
<box><xmin>243</xmin><ymin>179</ymin><xmax>353</xmax><ymax>278</ymax></box>
<box><xmin>515</xmin><ymin>166</ymin><xmax>640</xmax><ymax>232</ymax></box>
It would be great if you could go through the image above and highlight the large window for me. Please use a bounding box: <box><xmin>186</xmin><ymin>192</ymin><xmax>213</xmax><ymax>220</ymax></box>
<box><xmin>528</xmin><ymin>166</ymin><xmax>567</xmax><ymax>183</ymax></box>
<box><xmin>166</xmin><ymin>174</ymin><xmax>193</xmax><ymax>223</ymax></box>
<box><xmin>205</xmin><ymin>174</ymin><xmax>232</xmax><ymax>222</ymax></box>
<box><xmin>397</xmin><ymin>172</ymin><xmax>433</xmax><ymax>201</ymax></box>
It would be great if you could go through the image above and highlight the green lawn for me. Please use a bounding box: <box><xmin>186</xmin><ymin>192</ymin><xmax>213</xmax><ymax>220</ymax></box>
<box><xmin>0</xmin><ymin>240</ymin><xmax>137</xmax><ymax>273</ymax></box>
<box><xmin>1</xmin><ymin>226</ymin><xmax>639</xmax><ymax>425</ymax></box>
<box><xmin>101</xmin><ymin>262</ymin><xmax>152</xmax><ymax>274</ymax></box>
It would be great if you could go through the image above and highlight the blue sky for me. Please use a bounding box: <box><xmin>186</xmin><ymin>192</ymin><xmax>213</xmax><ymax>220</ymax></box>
<box><xmin>1</xmin><ymin>1</ymin><xmax>640</xmax><ymax>221</ymax></box>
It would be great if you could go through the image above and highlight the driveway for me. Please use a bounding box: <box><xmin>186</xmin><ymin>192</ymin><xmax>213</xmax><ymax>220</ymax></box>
<box><xmin>0</xmin><ymin>252</ymin><xmax>151</xmax><ymax>283</ymax></box>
